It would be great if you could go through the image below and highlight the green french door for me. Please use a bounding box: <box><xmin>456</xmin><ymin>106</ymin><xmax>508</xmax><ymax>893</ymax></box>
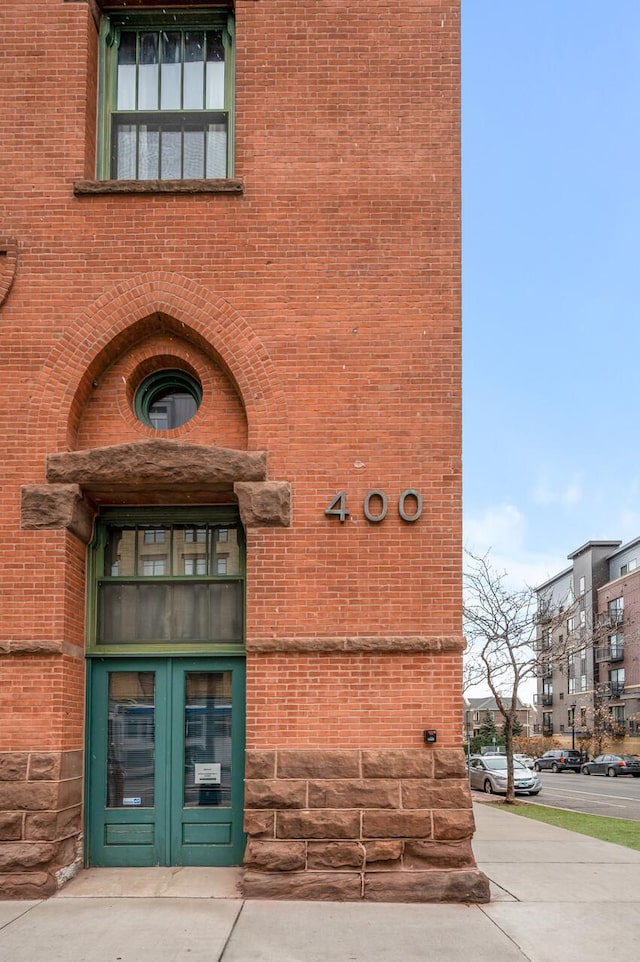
<box><xmin>87</xmin><ymin>656</ymin><xmax>245</xmax><ymax>867</ymax></box>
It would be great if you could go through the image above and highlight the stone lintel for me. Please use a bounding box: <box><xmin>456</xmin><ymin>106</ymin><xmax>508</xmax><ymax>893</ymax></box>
<box><xmin>234</xmin><ymin>481</ymin><xmax>291</xmax><ymax>527</ymax></box>
<box><xmin>247</xmin><ymin>635</ymin><xmax>465</xmax><ymax>654</ymax></box>
<box><xmin>46</xmin><ymin>440</ymin><xmax>267</xmax><ymax>490</ymax></box>
<box><xmin>21</xmin><ymin>484</ymin><xmax>94</xmax><ymax>542</ymax></box>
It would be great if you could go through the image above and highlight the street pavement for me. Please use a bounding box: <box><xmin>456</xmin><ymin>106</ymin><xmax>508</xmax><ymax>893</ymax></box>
<box><xmin>1</xmin><ymin>799</ymin><xmax>640</xmax><ymax>961</ymax></box>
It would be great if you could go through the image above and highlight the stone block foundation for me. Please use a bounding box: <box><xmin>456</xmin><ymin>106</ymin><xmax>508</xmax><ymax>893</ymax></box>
<box><xmin>0</xmin><ymin>751</ymin><xmax>83</xmax><ymax>898</ymax></box>
<box><xmin>242</xmin><ymin>748</ymin><xmax>490</xmax><ymax>902</ymax></box>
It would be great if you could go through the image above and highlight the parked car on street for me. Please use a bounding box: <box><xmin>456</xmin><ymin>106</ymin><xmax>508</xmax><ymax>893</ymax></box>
<box><xmin>534</xmin><ymin>749</ymin><xmax>582</xmax><ymax>773</ymax></box>
<box><xmin>467</xmin><ymin>755</ymin><xmax>541</xmax><ymax>796</ymax></box>
<box><xmin>514</xmin><ymin>753</ymin><xmax>534</xmax><ymax>769</ymax></box>
<box><xmin>581</xmin><ymin>753</ymin><xmax>640</xmax><ymax>777</ymax></box>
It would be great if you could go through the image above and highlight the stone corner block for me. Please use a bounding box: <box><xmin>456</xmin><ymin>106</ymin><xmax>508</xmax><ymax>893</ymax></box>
<box><xmin>364</xmin><ymin>869</ymin><xmax>490</xmax><ymax>903</ymax></box>
<box><xmin>433</xmin><ymin>749</ymin><xmax>468</xmax><ymax>779</ymax></box>
<box><xmin>244</xmin><ymin>750</ymin><xmax>276</xmax><ymax>780</ymax></box>
<box><xmin>234</xmin><ymin>481</ymin><xmax>291</xmax><ymax>527</ymax></box>
<box><xmin>361</xmin><ymin>750</ymin><xmax>434</xmax><ymax>780</ymax></box>
<box><xmin>21</xmin><ymin>484</ymin><xmax>94</xmax><ymax>543</ymax></box>
<box><xmin>245</xmin><ymin>779</ymin><xmax>306</xmax><ymax>810</ymax></box>
<box><xmin>244</xmin><ymin>840</ymin><xmax>306</xmax><ymax>872</ymax></box>
<box><xmin>276</xmin><ymin>750</ymin><xmax>360</xmax><ymax>780</ymax></box>
<box><xmin>28</xmin><ymin>753</ymin><xmax>62</xmax><ymax>781</ymax></box>
<box><xmin>242</xmin><ymin>871</ymin><xmax>362</xmax><ymax>901</ymax></box>
<box><xmin>432</xmin><ymin>809</ymin><xmax>476</xmax><ymax>841</ymax></box>
<box><xmin>0</xmin><ymin>754</ymin><xmax>28</xmax><ymax>781</ymax></box>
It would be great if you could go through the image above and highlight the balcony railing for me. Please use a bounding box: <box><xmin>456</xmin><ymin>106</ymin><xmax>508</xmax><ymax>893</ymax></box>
<box><xmin>598</xmin><ymin>610</ymin><xmax>624</xmax><ymax>627</ymax></box>
<box><xmin>595</xmin><ymin>645</ymin><xmax>625</xmax><ymax>662</ymax></box>
<box><xmin>533</xmin><ymin>723</ymin><xmax>554</xmax><ymax>736</ymax></box>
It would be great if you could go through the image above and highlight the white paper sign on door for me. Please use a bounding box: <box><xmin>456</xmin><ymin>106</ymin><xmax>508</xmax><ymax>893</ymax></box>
<box><xmin>194</xmin><ymin>762</ymin><xmax>221</xmax><ymax>785</ymax></box>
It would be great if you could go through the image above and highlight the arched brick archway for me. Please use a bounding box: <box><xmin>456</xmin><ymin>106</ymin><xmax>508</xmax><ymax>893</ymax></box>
<box><xmin>26</xmin><ymin>272</ymin><xmax>289</xmax><ymax>464</ymax></box>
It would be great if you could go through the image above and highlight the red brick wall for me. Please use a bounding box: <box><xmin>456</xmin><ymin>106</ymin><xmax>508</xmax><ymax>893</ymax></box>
<box><xmin>247</xmin><ymin>653</ymin><xmax>464</xmax><ymax>749</ymax></box>
<box><xmin>1</xmin><ymin>0</ymin><xmax>461</xmax><ymax>748</ymax></box>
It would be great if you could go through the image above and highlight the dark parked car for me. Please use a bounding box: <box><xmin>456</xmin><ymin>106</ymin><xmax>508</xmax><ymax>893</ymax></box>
<box><xmin>581</xmin><ymin>753</ymin><xmax>640</xmax><ymax>777</ymax></box>
<box><xmin>534</xmin><ymin>749</ymin><xmax>582</xmax><ymax>773</ymax></box>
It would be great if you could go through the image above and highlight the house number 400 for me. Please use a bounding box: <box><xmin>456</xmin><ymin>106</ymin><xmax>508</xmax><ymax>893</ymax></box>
<box><xmin>325</xmin><ymin>489</ymin><xmax>423</xmax><ymax>523</ymax></box>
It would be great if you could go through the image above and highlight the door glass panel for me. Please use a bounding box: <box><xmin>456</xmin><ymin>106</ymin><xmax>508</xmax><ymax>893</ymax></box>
<box><xmin>107</xmin><ymin>672</ymin><xmax>155</xmax><ymax>808</ymax></box>
<box><xmin>183</xmin><ymin>671</ymin><xmax>232</xmax><ymax>808</ymax></box>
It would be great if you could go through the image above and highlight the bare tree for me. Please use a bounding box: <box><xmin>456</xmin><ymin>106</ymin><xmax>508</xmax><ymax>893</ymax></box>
<box><xmin>463</xmin><ymin>550</ymin><xmax>570</xmax><ymax>802</ymax></box>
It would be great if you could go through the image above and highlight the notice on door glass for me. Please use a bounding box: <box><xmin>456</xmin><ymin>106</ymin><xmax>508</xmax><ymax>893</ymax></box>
<box><xmin>122</xmin><ymin>797</ymin><xmax>142</xmax><ymax>806</ymax></box>
<box><xmin>194</xmin><ymin>763</ymin><xmax>221</xmax><ymax>785</ymax></box>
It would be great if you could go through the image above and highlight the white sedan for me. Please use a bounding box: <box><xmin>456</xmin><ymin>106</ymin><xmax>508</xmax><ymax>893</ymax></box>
<box><xmin>467</xmin><ymin>755</ymin><xmax>541</xmax><ymax>796</ymax></box>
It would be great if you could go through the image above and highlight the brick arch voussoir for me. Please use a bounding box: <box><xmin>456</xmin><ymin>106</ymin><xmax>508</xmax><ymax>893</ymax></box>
<box><xmin>27</xmin><ymin>272</ymin><xmax>288</xmax><ymax>463</ymax></box>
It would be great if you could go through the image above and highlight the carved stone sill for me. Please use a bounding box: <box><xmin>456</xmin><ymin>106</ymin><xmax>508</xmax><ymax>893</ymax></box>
<box><xmin>73</xmin><ymin>178</ymin><xmax>244</xmax><ymax>196</ymax></box>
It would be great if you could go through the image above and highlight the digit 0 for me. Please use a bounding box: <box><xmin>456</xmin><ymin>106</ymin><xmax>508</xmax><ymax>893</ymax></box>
<box><xmin>398</xmin><ymin>488</ymin><xmax>423</xmax><ymax>522</ymax></box>
<box><xmin>363</xmin><ymin>489</ymin><xmax>388</xmax><ymax>523</ymax></box>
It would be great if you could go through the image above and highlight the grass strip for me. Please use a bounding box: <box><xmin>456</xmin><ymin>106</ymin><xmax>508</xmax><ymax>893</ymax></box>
<box><xmin>499</xmin><ymin>801</ymin><xmax>640</xmax><ymax>852</ymax></box>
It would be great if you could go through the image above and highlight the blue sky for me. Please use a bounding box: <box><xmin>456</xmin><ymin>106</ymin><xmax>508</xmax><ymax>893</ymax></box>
<box><xmin>462</xmin><ymin>1</ymin><xmax>640</xmax><ymax>590</ymax></box>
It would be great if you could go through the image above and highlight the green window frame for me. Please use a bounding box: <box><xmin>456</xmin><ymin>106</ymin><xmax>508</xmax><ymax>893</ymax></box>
<box><xmin>98</xmin><ymin>9</ymin><xmax>235</xmax><ymax>181</ymax></box>
<box><xmin>88</xmin><ymin>508</ymin><xmax>245</xmax><ymax>655</ymax></box>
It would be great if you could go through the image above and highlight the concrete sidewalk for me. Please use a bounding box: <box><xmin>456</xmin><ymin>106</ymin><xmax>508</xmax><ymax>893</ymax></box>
<box><xmin>1</xmin><ymin>800</ymin><xmax>640</xmax><ymax>962</ymax></box>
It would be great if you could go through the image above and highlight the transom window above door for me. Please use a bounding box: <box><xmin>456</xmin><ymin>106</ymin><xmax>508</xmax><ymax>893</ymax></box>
<box><xmin>90</xmin><ymin>512</ymin><xmax>244</xmax><ymax>652</ymax></box>
<box><xmin>99</xmin><ymin>10</ymin><xmax>235</xmax><ymax>181</ymax></box>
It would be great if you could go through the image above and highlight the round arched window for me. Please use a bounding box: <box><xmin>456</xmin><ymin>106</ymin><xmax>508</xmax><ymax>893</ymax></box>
<box><xmin>134</xmin><ymin>370</ymin><xmax>202</xmax><ymax>430</ymax></box>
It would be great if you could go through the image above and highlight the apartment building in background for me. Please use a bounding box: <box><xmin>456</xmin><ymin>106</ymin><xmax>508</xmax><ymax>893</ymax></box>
<box><xmin>535</xmin><ymin>538</ymin><xmax>640</xmax><ymax>747</ymax></box>
<box><xmin>463</xmin><ymin>697</ymin><xmax>535</xmax><ymax>745</ymax></box>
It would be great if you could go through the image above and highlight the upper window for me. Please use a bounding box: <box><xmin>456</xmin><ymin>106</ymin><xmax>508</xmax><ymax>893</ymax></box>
<box><xmin>99</xmin><ymin>10</ymin><xmax>234</xmax><ymax>181</ymax></box>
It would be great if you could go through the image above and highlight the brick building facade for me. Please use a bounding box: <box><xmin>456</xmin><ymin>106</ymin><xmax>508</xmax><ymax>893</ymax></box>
<box><xmin>0</xmin><ymin>0</ymin><xmax>488</xmax><ymax>902</ymax></box>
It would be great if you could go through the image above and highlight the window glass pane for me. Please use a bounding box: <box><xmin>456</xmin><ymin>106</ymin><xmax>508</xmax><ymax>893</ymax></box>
<box><xmin>98</xmin><ymin>582</ymin><xmax>243</xmax><ymax>644</ymax></box>
<box><xmin>160</xmin><ymin>129</ymin><xmax>182</xmax><ymax>180</ymax></box>
<box><xmin>206</xmin><ymin>123</ymin><xmax>227</xmax><ymax>178</ymax></box>
<box><xmin>184</xmin><ymin>128</ymin><xmax>205</xmax><ymax>179</ymax></box>
<box><xmin>171</xmin><ymin>583</ymin><xmax>211</xmax><ymax>640</ymax></box>
<box><xmin>117</xmin><ymin>32</ymin><xmax>137</xmax><ymax>110</ymax></box>
<box><xmin>104</xmin><ymin>526</ymin><xmax>136</xmax><ymax>577</ymax></box>
<box><xmin>184</xmin><ymin>32</ymin><xmax>205</xmax><ymax>108</ymax></box>
<box><xmin>205</xmin><ymin>31</ymin><xmax>225</xmax><ymax>109</ymax></box>
<box><xmin>138</xmin><ymin>527</ymin><xmax>171</xmax><ymax>573</ymax></box>
<box><xmin>116</xmin><ymin>123</ymin><xmax>137</xmax><ymax>178</ymax></box>
<box><xmin>174</xmin><ymin>526</ymin><xmax>208</xmax><ymax>575</ymax></box>
<box><xmin>184</xmin><ymin>672</ymin><xmax>232</xmax><ymax>808</ymax></box>
<box><xmin>138</xmin><ymin>32</ymin><xmax>159</xmax><ymax>110</ymax></box>
<box><xmin>108</xmin><ymin>672</ymin><xmax>155</xmax><ymax>808</ymax></box>
<box><xmin>161</xmin><ymin>31</ymin><xmax>182</xmax><ymax>109</ymax></box>
<box><xmin>138</xmin><ymin>124</ymin><xmax>160</xmax><ymax>179</ymax></box>
<box><xmin>213</xmin><ymin>526</ymin><xmax>241</xmax><ymax>575</ymax></box>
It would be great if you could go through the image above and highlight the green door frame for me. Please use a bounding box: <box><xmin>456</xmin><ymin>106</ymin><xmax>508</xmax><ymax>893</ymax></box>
<box><xmin>86</xmin><ymin>655</ymin><xmax>246</xmax><ymax>867</ymax></box>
